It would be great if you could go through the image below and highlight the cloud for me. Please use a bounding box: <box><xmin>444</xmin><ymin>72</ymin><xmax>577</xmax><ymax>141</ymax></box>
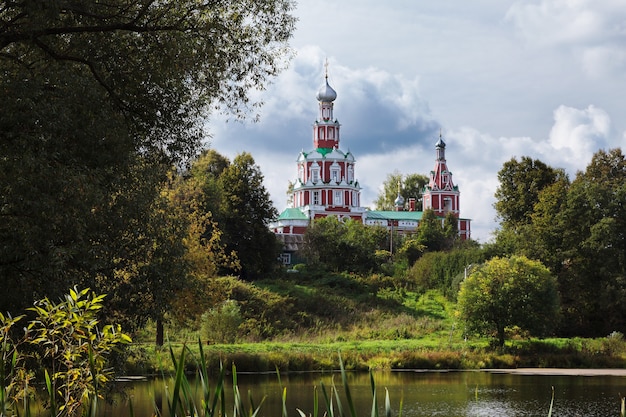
<box><xmin>547</xmin><ymin>105</ymin><xmax>611</xmax><ymax>169</ymax></box>
<box><xmin>506</xmin><ymin>0</ymin><xmax>626</xmax><ymax>78</ymax></box>
<box><xmin>506</xmin><ymin>0</ymin><xmax>626</xmax><ymax>46</ymax></box>
<box><xmin>581</xmin><ymin>46</ymin><xmax>626</xmax><ymax>78</ymax></box>
<box><xmin>210</xmin><ymin>49</ymin><xmax>439</xmax><ymax>158</ymax></box>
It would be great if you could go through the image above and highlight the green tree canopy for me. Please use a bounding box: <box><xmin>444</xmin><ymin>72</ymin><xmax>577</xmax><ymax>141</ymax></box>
<box><xmin>494</xmin><ymin>157</ymin><xmax>567</xmax><ymax>230</ymax></box>
<box><xmin>457</xmin><ymin>256</ymin><xmax>559</xmax><ymax>347</ymax></box>
<box><xmin>415</xmin><ymin>209</ymin><xmax>446</xmax><ymax>252</ymax></box>
<box><xmin>218</xmin><ymin>152</ymin><xmax>280</xmax><ymax>279</ymax></box>
<box><xmin>556</xmin><ymin>148</ymin><xmax>626</xmax><ymax>336</ymax></box>
<box><xmin>302</xmin><ymin>216</ymin><xmax>388</xmax><ymax>273</ymax></box>
<box><xmin>0</xmin><ymin>0</ymin><xmax>295</xmax><ymax>314</ymax></box>
<box><xmin>375</xmin><ymin>172</ymin><xmax>428</xmax><ymax>211</ymax></box>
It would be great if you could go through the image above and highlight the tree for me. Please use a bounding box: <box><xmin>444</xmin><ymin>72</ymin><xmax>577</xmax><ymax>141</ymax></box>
<box><xmin>0</xmin><ymin>0</ymin><xmax>295</xmax><ymax>314</ymax></box>
<box><xmin>494</xmin><ymin>157</ymin><xmax>566</xmax><ymax>230</ymax></box>
<box><xmin>457</xmin><ymin>256</ymin><xmax>559</xmax><ymax>347</ymax></box>
<box><xmin>218</xmin><ymin>152</ymin><xmax>280</xmax><ymax>279</ymax></box>
<box><xmin>555</xmin><ymin>148</ymin><xmax>626</xmax><ymax>336</ymax></box>
<box><xmin>415</xmin><ymin>209</ymin><xmax>446</xmax><ymax>252</ymax></box>
<box><xmin>375</xmin><ymin>172</ymin><xmax>428</xmax><ymax>211</ymax></box>
<box><xmin>443</xmin><ymin>212</ymin><xmax>460</xmax><ymax>248</ymax></box>
<box><xmin>163</xmin><ymin>166</ymin><xmax>241</xmax><ymax>328</ymax></box>
<box><xmin>302</xmin><ymin>216</ymin><xmax>388</xmax><ymax>273</ymax></box>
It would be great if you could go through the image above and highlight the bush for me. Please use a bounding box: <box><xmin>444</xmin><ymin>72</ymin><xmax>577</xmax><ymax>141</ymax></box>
<box><xmin>201</xmin><ymin>300</ymin><xmax>243</xmax><ymax>344</ymax></box>
<box><xmin>601</xmin><ymin>331</ymin><xmax>625</xmax><ymax>356</ymax></box>
<box><xmin>0</xmin><ymin>288</ymin><xmax>131</xmax><ymax>416</ymax></box>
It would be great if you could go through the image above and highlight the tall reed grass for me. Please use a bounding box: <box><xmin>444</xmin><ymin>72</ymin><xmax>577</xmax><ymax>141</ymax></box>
<box><xmin>159</xmin><ymin>340</ymin><xmax>397</xmax><ymax>417</ymax></box>
<box><xmin>154</xmin><ymin>341</ymin><xmax>590</xmax><ymax>417</ymax></box>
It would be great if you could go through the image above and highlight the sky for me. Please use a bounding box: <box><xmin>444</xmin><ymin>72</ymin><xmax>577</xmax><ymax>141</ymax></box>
<box><xmin>209</xmin><ymin>0</ymin><xmax>626</xmax><ymax>243</ymax></box>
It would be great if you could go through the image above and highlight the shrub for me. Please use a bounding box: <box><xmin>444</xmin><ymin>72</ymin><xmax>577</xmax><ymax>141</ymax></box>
<box><xmin>0</xmin><ymin>287</ymin><xmax>131</xmax><ymax>416</ymax></box>
<box><xmin>201</xmin><ymin>300</ymin><xmax>243</xmax><ymax>344</ymax></box>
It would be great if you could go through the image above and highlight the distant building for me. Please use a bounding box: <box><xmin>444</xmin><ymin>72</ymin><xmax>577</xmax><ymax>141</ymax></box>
<box><xmin>271</xmin><ymin>71</ymin><xmax>471</xmax><ymax>264</ymax></box>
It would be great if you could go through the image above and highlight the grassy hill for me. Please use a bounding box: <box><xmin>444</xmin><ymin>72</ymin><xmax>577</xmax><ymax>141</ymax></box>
<box><xmin>128</xmin><ymin>268</ymin><xmax>626</xmax><ymax>374</ymax></box>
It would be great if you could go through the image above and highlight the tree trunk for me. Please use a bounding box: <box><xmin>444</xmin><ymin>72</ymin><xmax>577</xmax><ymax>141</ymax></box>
<box><xmin>156</xmin><ymin>317</ymin><xmax>164</xmax><ymax>346</ymax></box>
<box><xmin>497</xmin><ymin>326</ymin><xmax>506</xmax><ymax>348</ymax></box>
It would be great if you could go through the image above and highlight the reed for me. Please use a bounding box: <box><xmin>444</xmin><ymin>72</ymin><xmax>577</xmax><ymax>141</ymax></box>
<box><xmin>153</xmin><ymin>344</ymin><xmax>398</xmax><ymax>417</ymax></box>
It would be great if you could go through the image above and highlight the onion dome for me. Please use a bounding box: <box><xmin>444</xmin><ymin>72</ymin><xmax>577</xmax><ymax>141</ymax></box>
<box><xmin>436</xmin><ymin>135</ymin><xmax>446</xmax><ymax>149</ymax></box>
<box><xmin>316</xmin><ymin>77</ymin><xmax>337</xmax><ymax>102</ymax></box>
<box><xmin>394</xmin><ymin>193</ymin><xmax>405</xmax><ymax>208</ymax></box>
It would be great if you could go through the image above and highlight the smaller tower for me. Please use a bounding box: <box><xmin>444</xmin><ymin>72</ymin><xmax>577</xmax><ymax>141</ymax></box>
<box><xmin>422</xmin><ymin>132</ymin><xmax>460</xmax><ymax>216</ymax></box>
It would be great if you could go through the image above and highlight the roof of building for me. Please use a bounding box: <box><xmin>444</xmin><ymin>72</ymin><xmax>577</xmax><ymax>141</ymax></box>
<box><xmin>275</xmin><ymin>233</ymin><xmax>304</xmax><ymax>251</ymax></box>
<box><xmin>366</xmin><ymin>210</ymin><xmax>424</xmax><ymax>221</ymax></box>
<box><xmin>277</xmin><ymin>207</ymin><xmax>309</xmax><ymax>221</ymax></box>
<box><xmin>316</xmin><ymin>77</ymin><xmax>337</xmax><ymax>102</ymax></box>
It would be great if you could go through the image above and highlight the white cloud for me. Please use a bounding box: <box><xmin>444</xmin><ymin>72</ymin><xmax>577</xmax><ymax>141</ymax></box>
<box><xmin>506</xmin><ymin>0</ymin><xmax>625</xmax><ymax>46</ymax></box>
<box><xmin>548</xmin><ymin>105</ymin><xmax>611</xmax><ymax>168</ymax></box>
<box><xmin>581</xmin><ymin>46</ymin><xmax>626</xmax><ymax>78</ymax></box>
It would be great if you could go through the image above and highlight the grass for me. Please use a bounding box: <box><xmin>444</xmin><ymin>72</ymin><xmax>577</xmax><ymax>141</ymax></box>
<box><xmin>125</xmin><ymin>335</ymin><xmax>626</xmax><ymax>376</ymax></box>
<box><xmin>127</xmin><ymin>272</ymin><xmax>626</xmax><ymax>375</ymax></box>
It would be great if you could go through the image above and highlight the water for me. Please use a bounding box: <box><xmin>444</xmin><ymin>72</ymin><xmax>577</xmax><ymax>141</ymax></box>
<box><xmin>98</xmin><ymin>370</ymin><xmax>626</xmax><ymax>417</ymax></box>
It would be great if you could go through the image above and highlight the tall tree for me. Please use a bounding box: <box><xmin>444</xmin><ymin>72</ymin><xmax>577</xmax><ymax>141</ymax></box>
<box><xmin>375</xmin><ymin>172</ymin><xmax>428</xmax><ymax>211</ymax></box>
<box><xmin>494</xmin><ymin>157</ymin><xmax>566</xmax><ymax>230</ymax></box>
<box><xmin>0</xmin><ymin>0</ymin><xmax>295</xmax><ymax>314</ymax></box>
<box><xmin>556</xmin><ymin>148</ymin><xmax>626</xmax><ymax>336</ymax></box>
<box><xmin>302</xmin><ymin>216</ymin><xmax>388</xmax><ymax>273</ymax></box>
<box><xmin>218</xmin><ymin>152</ymin><xmax>280</xmax><ymax>279</ymax></box>
<box><xmin>457</xmin><ymin>256</ymin><xmax>559</xmax><ymax>347</ymax></box>
<box><xmin>416</xmin><ymin>209</ymin><xmax>446</xmax><ymax>252</ymax></box>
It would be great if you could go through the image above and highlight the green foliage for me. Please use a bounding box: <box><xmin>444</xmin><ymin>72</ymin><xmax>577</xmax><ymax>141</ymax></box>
<box><xmin>302</xmin><ymin>217</ymin><xmax>388</xmax><ymax>273</ymax></box>
<box><xmin>0</xmin><ymin>288</ymin><xmax>131</xmax><ymax>416</ymax></box>
<box><xmin>374</xmin><ymin>172</ymin><xmax>428</xmax><ymax>211</ymax></box>
<box><xmin>415</xmin><ymin>209</ymin><xmax>446</xmax><ymax>252</ymax></box>
<box><xmin>494</xmin><ymin>157</ymin><xmax>566</xmax><ymax>230</ymax></box>
<box><xmin>395</xmin><ymin>239</ymin><xmax>426</xmax><ymax>267</ymax></box>
<box><xmin>457</xmin><ymin>256</ymin><xmax>559</xmax><ymax>347</ymax></box>
<box><xmin>201</xmin><ymin>301</ymin><xmax>244</xmax><ymax>344</ymax></box>
<box><xmin>218</xmin><ymin>153</ymin><xmax>281</xmax><ymax>279</ymax></box>
<box><xmin>1</xmin><ymin>0</ymin><xmax>294</xmax><ymax>319</ymax></box>
<box><xmin>207</xmin><ymin>276</ymin><xmax>298</xmax><ymax>340</ymax></box>
<box><xmin>492</xmin><ymin>148</ymin><xmax>626</xmax><ymax>337</ymax></box>
<box><xmin>407</xmin><ymin>245</ymin><xmax>485</xmax><ymax>297</ymax></box>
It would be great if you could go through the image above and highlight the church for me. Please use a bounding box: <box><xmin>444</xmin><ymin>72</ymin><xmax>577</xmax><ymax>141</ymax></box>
<box><xmin>270</xmin><ymin>72</ymin><xmax>471</xmax><ymax>264</ymax></box>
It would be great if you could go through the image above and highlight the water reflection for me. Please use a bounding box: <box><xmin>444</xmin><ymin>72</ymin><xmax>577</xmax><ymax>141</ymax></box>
<box><xmin>98</xmin><ymin>370</ymin><xmax>626</xmax><ymax>417</ymax></box>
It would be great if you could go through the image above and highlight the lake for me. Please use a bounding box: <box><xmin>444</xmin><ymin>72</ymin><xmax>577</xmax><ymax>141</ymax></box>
<box><xmin>96</xmin><ymin>369</ymin><xmax>626</xmax><ymax>417</ymax></box>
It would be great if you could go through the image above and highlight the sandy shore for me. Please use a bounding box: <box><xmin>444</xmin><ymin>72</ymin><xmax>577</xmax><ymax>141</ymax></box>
<box><xmin>484</xmin><ymin>368</ymin><xmax>626</xmax><ymax>376</ymax></box>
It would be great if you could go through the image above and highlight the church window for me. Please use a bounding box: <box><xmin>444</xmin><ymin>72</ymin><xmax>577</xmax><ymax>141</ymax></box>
<box><xmin>312</xmin><ymin>191</ymin><xmax>320</xmax><ymax>205</ymax></box>
<box><xmin>311</xmin><ymin>164</ymin><xmax>320</xmax><ymax>183</ymax></box>
<box><xmin>334</xmin><ymin>190</ymin><xmax>343</xmax><ymax>205</ymax></box>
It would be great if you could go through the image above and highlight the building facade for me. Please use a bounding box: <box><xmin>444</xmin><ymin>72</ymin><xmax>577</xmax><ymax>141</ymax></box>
<box><xmin>271</xmin><ymin>72</ymin><xmax>471</xmax><ymax>261</ymax></box>
<box><xmin>271</xmin><ymin>72</ymin><xmax>367</xmax><ymax>236</ymax></box>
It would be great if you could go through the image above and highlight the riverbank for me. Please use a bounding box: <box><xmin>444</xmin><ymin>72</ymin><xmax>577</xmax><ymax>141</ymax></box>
<box><xmin>124</xmin><ymin>337</ymin><xmax>626</xmax><ymax>376</ymax></box>
<box><xmin>486</xmin><ymin>368</ymin><xmax>626</xmax><ymax>376</ymax></box>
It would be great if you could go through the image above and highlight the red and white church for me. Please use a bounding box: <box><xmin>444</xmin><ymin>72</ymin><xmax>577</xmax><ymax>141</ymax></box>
<box><xmin>271</xmin><ymin>72</ymin><xmax>471</xmax><ymax>262</ymax></box>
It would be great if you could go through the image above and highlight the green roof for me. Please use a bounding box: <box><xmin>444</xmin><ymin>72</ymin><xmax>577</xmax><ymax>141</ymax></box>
<box><xmin>302</xmin><ymin>148</ymin><xmax>343</xmax><ymax>158</ymax></box>
<box><xmin>277</xmin><ymin>208</ymin><xmax>308</xmax><ymax>221</ymax></box>
<box><xmin>367</xmin><ymin>211</ymin><xmax>424</xmax><ymax>221</ymax></box>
